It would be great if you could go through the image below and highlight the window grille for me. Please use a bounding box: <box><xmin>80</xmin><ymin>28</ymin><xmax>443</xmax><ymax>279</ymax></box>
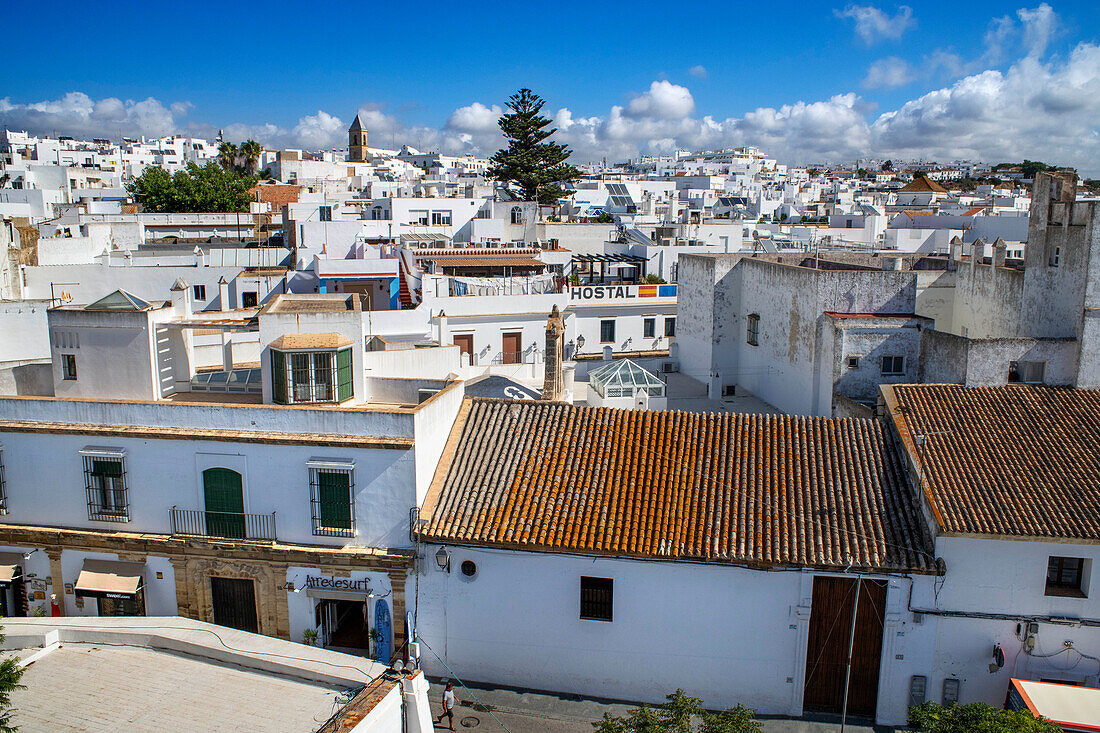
<box><xmin>600</xmin><ymin>320</ymin><xmax>616</xmax><ymax>344</ymax></box>
<box><xmin>309</xmin><ymin>466</ymin><xmax>355</xmax><ymax>537</ymax></box>
<box><xmin>272</xmin><ymin>348</ymin><xmax>353</xmax><ymax>405</ymax></box>
<box><xmin>747</xmin><ymin>314</ymin><xmax>760</xmax><ymax>346</ymax></box>
<box><xmin>580</xmin><ymin>576</ymin><xmax>613</xmax><ymax>621</ymax></box>
<box><xmin>0</xmin><ymin>449</ymin><xmax>7</xmax><ymax>515</ymax></box>
<box><xmin>83</xmin><ymin>453</ymin><xmax>128</xmax><ymax>522</ymax></box>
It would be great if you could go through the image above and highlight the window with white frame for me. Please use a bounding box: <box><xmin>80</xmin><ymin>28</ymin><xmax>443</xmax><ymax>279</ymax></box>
<box><xmin>411</xmin><ymin>210</ymin><xmax>429</xmax><ymax>226</ymax></box>
<box><xmin>271</xmin><ymin>348</ymin><xmax>353</xmax><ymax>404</ymax></box>
<box><xmin>81</xmin><ymin>449</ymin><xmax>128</xmax><ymax>522</ymax></box>
<box><xmin>308</xmin><ymin>461</ymin><xmax>355</xmax><ymax>537</ymax></box>
<box><xmin>881</xmin><ymin>355</ymin><xmax>905</xmax><ymax>376</ymax></box>
<box><xmin>431</xmin><ymin>210</ymin><xmax>452</xmax><ymax>226</ymax></box>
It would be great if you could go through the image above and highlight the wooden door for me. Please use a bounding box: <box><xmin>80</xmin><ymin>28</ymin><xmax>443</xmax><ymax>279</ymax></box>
<box><xmin>803</xmin><ymin>577</ymin><xmax>887</xmax><ymax>718</ymax></box>
<box><xmin>203</xmin><ymin>468</ymin><xmax>245</xmax><ymax>538</ymax></box>
<box><xmin>210</xmin><ymin>576</ymin><xmax>258</xmax><ymax>633</ymax></box>
<box><xmin>502</xmin><ymin>332</ymin><xmax>522</xmax><ymax>364</ymax></box>
<box><xmin>454</xmin><ymin>334</ymin><xmax>474</xmax><ymax>361</ymax></box>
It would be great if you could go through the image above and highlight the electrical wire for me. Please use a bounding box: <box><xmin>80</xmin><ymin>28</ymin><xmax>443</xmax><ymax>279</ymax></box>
<box><xmin>415</xmin><ymin>634</ymin><xmax>512</xmax><ymax>733</ymax></box>
<box><xmin>27</xmin><ymin>621</ymin><xmax>385</xmax><ymax>679</ymax></box>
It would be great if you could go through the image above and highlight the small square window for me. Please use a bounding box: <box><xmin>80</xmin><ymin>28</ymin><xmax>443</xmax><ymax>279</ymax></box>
<box><xmin>1049</xmin><ymin>246</ymin><xmax>1061</xmax><ymax>267</ymax></box>
<box><xmin>193</xmin><ymin>284</ymin><xmax>207</xmax><ymax>301</ymax></box>
<box><xmin>1009</xmin><ymin>360</ymin><xmax>1045</xmax><ymax>384</ymax></box>
<box><xmin>600</xmin><ymin>320</ymin><xmax>616</xmax><ymax>344</ymax></box>
<box><xmin>746</xmin><ymin>314</ymin><xmax>759</xmax><ymax>346</ymax></box>
<box><xmin>847</xmin><ymin>355</ymin><xmax>860</xmax><ymax>369</ymax></box>
<box><xmin>1046</xmin><ymin>556</ymin><xmax>1087</xmax><ymax>597</ymax></box>
<box><xmin>664</xmin><ymin>317</ymin><xmax>676</xmax><ymax>338</ymax></box>
<box><xmin>62</xmin><ymin>354</ymin><xmax>78</xmax><ymax>381</ymax></box>
<box><xmin>643</xmin><ymin>318</ymin><xmax>655</xmax><ymax>339</ymax></box>
<box><xmin>881</xmin><ymin>355</ymin><xmax>905</xmax><ymax>376</ymax></box>
<box><xmin>580</xmin><ymin>576</ymin><xmax>613</xmax><ymax>621</ymax></box>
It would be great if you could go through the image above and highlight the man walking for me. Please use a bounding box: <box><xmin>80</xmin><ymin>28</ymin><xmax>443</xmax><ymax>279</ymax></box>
<box><xmin>435</xmin><ymin>680</ymin><xmax>456</xmax><ymax>730</ymax></box>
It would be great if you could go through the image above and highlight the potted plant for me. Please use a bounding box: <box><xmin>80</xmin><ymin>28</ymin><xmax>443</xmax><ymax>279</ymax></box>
<box><xmin>303</xmin><ymin>628</ymin><xmax>318</xmax><ymax>646</ymax></box>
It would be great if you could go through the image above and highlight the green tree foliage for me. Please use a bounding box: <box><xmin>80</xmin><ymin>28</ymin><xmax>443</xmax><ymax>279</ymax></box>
<box><xmin>239</xmin><ymin>139</ymin><xmax>262</xmax><ymax>174</ymax></box>
<box><xmin>909</xmin><ymin>702</ymin><xmax>1062</xmax><ymax>733</ymax></box>
<box><xmin>593</xmin><ymin>690</ymin><xmax>762</xmax><ymax>733</ymax></box>
<box><xmin>0</xmin><ymin>627</ymin><xmax>26</xmax><ymax>732</ymax></box>
<box><xmin>217</xmin><ymin>141</ymin><xmax>239</xmax><ymax>171</ymax></box>
<box><xmin>594</xmin><ymin>212</ymin><xmax>615</xmax><ymax>224</ymax></box>
<box><xmin>127</xmin><ymin>162</ymin><xmax>257</xmax><ymax>213</ymax></box>
<box><xmin>883</xmin><ymin>159</ymin><xmax>894</xmax><ymax>170</ymax></box>
<box><xmin>487</xmin><ymin>88</ymin><xmax>582</xmax><ymax>205</ymax></box>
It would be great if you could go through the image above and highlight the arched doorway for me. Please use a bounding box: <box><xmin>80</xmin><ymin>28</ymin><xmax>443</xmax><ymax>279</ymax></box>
<box><xmin>203</xmin><ymin>468</ymin><xmax>245</xmax><ymax>538</ymax></box>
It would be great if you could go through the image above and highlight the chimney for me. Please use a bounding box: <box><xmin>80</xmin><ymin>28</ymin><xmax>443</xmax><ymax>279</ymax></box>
<box><xmin>218</xmin><ymin>276</ymin><xmax>230</xmax><ymax>312</ymax></box>
<box><xmin>541</xmin><ymin>305</ymin><xmax>566</xmax><ymax>401</ymax></box>
<box><xmin>948</xmin><ymin>236</ymin><xmax>962</xmax><ymax>271</ymax></box>
<box><xmin>992</xmin><ymin>238</ymin><xmax>1007</xmax><ymax>268</ymax></box>
<box><xmin>170</xmin><ymin>277</ymin><xmax>192</xmax><ymax>318</ymax></box>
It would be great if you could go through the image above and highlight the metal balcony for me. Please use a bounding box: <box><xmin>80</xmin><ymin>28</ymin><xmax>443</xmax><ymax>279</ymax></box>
<box><xmin>170</xmin><ymin>507</ymin><xmax>277</xmax><ymax>541</ymax></box>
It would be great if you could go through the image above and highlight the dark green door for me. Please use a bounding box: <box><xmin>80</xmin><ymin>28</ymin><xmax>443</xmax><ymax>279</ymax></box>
<box><xmin>203</xmin><ymin>468</ymin><xmax>245</xmax><ymax>538</ymax></box>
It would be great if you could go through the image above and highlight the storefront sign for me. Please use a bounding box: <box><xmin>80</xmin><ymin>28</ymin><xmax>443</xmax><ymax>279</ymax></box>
<box><xmin>304</xmin><ymin>576</ymin><xmax>371</xmax><ymax>593</ymax></box>
<box><xmin>569</xmin><ymin>284</ymin><xmax>676</xmax><ymax>300</ymax></box>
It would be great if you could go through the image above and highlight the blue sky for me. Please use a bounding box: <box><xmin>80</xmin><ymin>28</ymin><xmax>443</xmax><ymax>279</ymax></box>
<box><xmin>3</xmin><ymin>1</ymin><xmax>1100</xmax><ymax>172</ymax></box>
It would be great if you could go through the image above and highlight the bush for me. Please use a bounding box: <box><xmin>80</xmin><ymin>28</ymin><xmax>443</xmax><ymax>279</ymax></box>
<box><xmin>595</xmin><ymin>212</ymin><xmax>615</xmax><ymax>224</ymax></box>
<box><xmin>641</xmin><ymin>274</ymin><xmax>666</xmax><ymax>284</ymax></box>
<box><xmin>593</xmin><ymin>689</ymin><xmax>762</xmax><ymax>733</ymax></box>
<box><xmin>908</xmin><ymin>701</ymin><xmax>1062</xmax><ymax>733</ymax></box>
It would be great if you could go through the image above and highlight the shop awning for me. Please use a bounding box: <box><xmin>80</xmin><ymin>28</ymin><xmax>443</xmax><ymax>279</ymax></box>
<box><xmin>75</xmin><ymin>559</ymin><xmax>145</xmax><ymax>598</ymax></box>
<box><xmin>0</xmin><ymin>552</ymin><xmax>24</xmax><ymax>584</ymax></box>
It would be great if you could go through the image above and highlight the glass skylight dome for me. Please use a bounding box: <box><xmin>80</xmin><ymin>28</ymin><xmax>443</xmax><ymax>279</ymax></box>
<box><xmin>589</xmin><ymin>359</ymin><xmax>666</xmax><ymax>399</ymax></box>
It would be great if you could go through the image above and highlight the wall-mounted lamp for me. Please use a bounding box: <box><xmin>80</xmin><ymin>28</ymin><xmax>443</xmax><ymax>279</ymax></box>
<box><xmin>22</xmin><ymin>549</ymin><xmax>39</xmax><ymax>560</ymax></box>
<box><xmin>435</xmin><ymin>546</ymin><xmax>451</xmax><ymax>573</ymax></box>
<box><xmin>576</xmin><ymin>334</ymin><xmax>586</xmax><ymax>349</ymax></box>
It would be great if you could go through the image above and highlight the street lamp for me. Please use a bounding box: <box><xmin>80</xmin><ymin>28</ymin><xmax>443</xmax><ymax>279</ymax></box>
<box><xmin>435</xmin><ymin>547</ymin><xmax>450</xmax><ymax>573</ymax></box>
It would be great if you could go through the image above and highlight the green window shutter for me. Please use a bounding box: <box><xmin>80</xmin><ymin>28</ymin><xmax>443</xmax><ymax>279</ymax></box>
<box><xmin>203</xmin><ymin>468</ymin><xmax>245</xmax><ymax>538</ymax></box>
<box><xmin>336</xmin><ymin>348</ymin><xmax>353</xmax><ymax>402</ymax></box>
<box><xmin>271</xmin><ymin>350</ymin><xmax>286</xmax><ymax>404</ymax></box>
<box><xmin>318</xmin><ymin>471</ymin><xmax>351</xmax><ymax>530</ymax></box>
<box><xmin>92</xmin><ymin>459</ymin><xmax>122</xmax><ymax>477</ymax></box>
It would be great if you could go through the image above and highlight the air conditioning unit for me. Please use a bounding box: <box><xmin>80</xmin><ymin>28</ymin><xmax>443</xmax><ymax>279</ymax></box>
<box><xmin>662</xmin><ymin>361</ymin><xmax>679</xmax><ymax>373</ymax></box>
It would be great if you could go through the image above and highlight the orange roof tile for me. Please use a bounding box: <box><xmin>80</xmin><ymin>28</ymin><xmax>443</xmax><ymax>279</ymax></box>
<box><xmin>419</xmin><ymin>399</ymin><xmax>935</xmax><ymax>572</ymax></box>
<box><xmin>886</xmin><ymin>385</ymin><xmax>1100</xmax><ymax>540</ymax></box>
<box><xmin>899</xmin><ymin>177</ymin><xmax>947</xmax><ymax>194</ymax></box>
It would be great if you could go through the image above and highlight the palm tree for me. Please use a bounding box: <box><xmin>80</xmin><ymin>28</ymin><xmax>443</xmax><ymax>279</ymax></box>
<box><xmin>217</xmin><ymin>142</ymin><xmax>239</xmax><ymax>171</ymax></box>
<box><xmin>239</xmin><ymin>139</ymin><xmax>262</xmax><ymax>175</ymax></box>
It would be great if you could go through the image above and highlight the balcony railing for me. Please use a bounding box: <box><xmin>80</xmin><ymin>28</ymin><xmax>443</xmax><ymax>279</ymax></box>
<box><xmin>170</xmin><ymin>507</ymin><xmax>277</xmax><ymax>541</ymax></box>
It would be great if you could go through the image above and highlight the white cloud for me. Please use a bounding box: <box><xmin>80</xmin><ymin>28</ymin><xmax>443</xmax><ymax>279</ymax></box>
<box><xmin>863</xmin><ymin>57</ymin><xmax>915</xmax><ymax>89</ymax></box>
<box><xmin>688</xmin><ymin>65</ymin><xmax>708</xmax><ymax>79</ymax></box>
<box><xmin>1017</xmin><ymin>3</ymin><xmax>1057</xmax><ymax>58</ymax></box>
<box><xmin>625</xmin><ymin>81</ymin><xmax>695</xmax><ymax>119</ymax></box>
<box><xmin>445</xmin><ymin>102</ymin><xmax>502</xmax><ymax>133</ymax></box>
<box><xmin>292</xmin><ymin>110</ymin><xmax>345</xmax><ymax>149</ymax></box>
<box><xmin>4</xmin><ymin>11</ymin><xmax>1100</xmax><ymax>177</ymax></box>
<box><xmin>835</xmin><ymin>4</ymin><xmax>915</xmax><ymax>44</ymax></box>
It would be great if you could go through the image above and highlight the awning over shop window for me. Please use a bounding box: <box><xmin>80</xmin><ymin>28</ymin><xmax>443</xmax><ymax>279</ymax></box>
<box><xmin>75</xmin><ymin>559</ymin><xmax>144</xmax><ymax>598</ymax></box>
<box><xmin>0</xmin><ymin>552</ymin><xmax>24</xmax><ymax>584</ymax></box>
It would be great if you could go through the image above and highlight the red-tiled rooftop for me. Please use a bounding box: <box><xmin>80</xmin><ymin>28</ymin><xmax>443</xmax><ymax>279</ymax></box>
<box><xmin>420</xmin><ymin>399</ymin><xmax>936</xmax><ymax>572</ymax></box>
<box><xmin>885</xmin><ymin>384</ymin><xmax>1100</xmax><ymax>540</ymax></box>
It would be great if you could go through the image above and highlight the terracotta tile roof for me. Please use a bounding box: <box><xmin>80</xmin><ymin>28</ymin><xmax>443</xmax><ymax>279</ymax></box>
<box><xmin>899</xmin><ymin>177</ymin><xmax>947</xmax><ymax>194</ymax></box>
<box><xmin>420</xmin><ymin>399</ymin><xmax>935</xmax><ymax>572</ymax></box>
<box><xmin>886</xmin><ymin>385</ymin><xmax>1100</xmax><ymax>540</ymax></box>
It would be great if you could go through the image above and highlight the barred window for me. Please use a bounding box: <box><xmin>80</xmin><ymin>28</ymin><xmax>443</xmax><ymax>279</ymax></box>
<box><xmin>0</xmin><ymin>448</ymin><xmax>7</xmax><ymax>515</ymax></box>
<box><xmin>272</xmin><ymin>348</ymin><xmax>353</xmax><ymax>405</ymax></box>
<box><xmin>82</xmin><ymin>450</ymin><xmax>128</xmax><ymax>522</ymax></box>
<box><xmin>580</xmin><ymin>576</ymin><xmax>613</xmax><ymax>621</ymax></box>
<box><xmin>746</xmin><ymin>314</ymin><xmax>760</xmax><ymax>346</ymax></box>
<box><xmin>309</xmin><ymin>463</ymin><xmax>355</xmax><ymax>537</ymax></box>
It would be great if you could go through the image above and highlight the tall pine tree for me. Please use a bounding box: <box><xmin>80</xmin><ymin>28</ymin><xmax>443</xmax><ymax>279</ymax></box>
<box><xmin>487</xmin><ymin>89</ymin><xmax>581</xmax><ymax>205</ymax></box>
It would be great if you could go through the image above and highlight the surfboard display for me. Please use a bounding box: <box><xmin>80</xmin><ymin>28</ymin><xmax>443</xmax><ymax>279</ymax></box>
<box><xmin>373</xmin><ymin>599</ymin><xmax>392</xmax><ymax>663</ymax></box>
